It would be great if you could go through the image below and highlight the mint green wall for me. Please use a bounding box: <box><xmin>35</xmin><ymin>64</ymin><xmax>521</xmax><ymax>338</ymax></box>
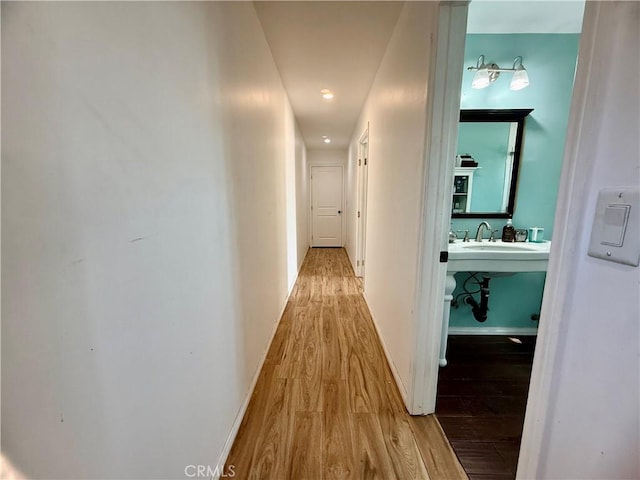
<box><xmin>450</xmin><ymin>33</ymin><xmax>579</xmax><ymax>329</ymax></box>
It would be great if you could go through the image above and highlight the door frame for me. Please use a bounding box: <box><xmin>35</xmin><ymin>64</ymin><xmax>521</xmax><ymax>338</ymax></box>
<box><xmin>409</xmin><ymin>1</ymin><xmax>469</xmax><ymax>415</ymax></box>
<box><xmin>309</xmin><ymin>164</ymin><xmax>345</xmax><ymax>247</ymax></box>
<box><xmin>516</xmin><ymin>4</ymin><xmax>605</xmax><ymax>476</ymax></box>
<box><xmin>355</xmin><ymin>126</ymin><xmax>369</xmax><ymax>277</ymax></box>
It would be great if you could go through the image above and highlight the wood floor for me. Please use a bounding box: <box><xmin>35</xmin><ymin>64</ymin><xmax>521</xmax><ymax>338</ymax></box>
<box><xmin>435</xmin><ymin>335</ymin><xmax>536</xmax><ymax>480</ymax></box>
<box><xmin>225</xmin><ymin>248</ymin><xmax>467</xmax><ymax>480</ymax></box>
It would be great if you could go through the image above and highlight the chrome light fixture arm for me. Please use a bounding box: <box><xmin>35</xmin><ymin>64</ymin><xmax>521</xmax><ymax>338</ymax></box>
<box><xmin>467</xmin><ymin>55</ymin><xmax>529</xmax><ymax>90</ymax></box>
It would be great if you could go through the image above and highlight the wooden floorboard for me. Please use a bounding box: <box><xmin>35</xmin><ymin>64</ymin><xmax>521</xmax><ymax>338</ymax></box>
<box><xmin>435</xmin><ymin>335</ymin><xmax>535</xmax><ymax>480</ymax></box>
<box><xmin>289</xmin><ymin>412</ymin><xmax>323</xmax><ymax>480</ymax></box>
<box><xmin>226</xmin><ymin>247</ymin><xmax>467</xmax><ymax>480</ymax></box>
<box><xmin>408</xmin><ymin>414</ymin><xmax>468</xmax><ymax>480</ymax></box>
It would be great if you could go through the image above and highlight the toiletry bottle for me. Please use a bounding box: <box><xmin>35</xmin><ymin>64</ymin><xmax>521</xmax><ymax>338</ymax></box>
<box><xmin>501</xmin><ymin>218</ymin><xmax>516</xmax><ymax>242</ymax></box>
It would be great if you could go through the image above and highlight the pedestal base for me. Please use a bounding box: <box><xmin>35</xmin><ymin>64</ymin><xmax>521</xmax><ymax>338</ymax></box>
<box><xmin>439</xmin><ymin>272</ymin><xmax>457</xmax><ymax>367</ymax></box>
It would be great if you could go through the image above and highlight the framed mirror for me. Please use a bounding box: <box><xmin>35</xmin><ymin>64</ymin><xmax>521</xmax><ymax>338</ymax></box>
<box><xmin>452</xmin><ymin>108</ymin><xmax>533</xmax><ymax>218</ymax></box>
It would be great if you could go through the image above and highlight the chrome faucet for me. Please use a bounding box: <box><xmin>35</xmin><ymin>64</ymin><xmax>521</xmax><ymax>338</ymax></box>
<box><xmin>475</xmin><ymin>221</ymin><xmax>492</xmax><ymax>242</ymax></box>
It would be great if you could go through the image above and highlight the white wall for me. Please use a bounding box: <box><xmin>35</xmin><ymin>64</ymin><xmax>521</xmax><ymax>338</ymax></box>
<box><xmin>284</xmin><ymin>101</ymin><xmax>306</xmax><ymax>289</ymax></box>
<box><xmin>520</xmin><ymin>2</ymin><xmax>639</xmax><ymax>478</ymax></box>
<box><xmin>1</xmin><ymin>3</ymin><xmax>300</xmax><ymax>478</ymax></box>
<box><xmin>347</xmin><ymin>2</ymin><xmax>439</xmax><ymax>402</ymax></box>
<box><xmin>307</xmin><ymin>148</ymin><xmax>347</xmax><ymax>166</ymax></box>
<box><xmin>295</xmin><ymin>122</ymin><xmax>309</xmax><ymax>270</ymax></box>
<box><xmin>345</xmin><ymin>140</ymin><xmax>360</xmax><ymax>270</ymax></box>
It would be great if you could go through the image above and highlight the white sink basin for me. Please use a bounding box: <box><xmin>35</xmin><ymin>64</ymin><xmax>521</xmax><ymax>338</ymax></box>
<box><xmin>448</xmin><ymin>239</ymin><xmax>551</xmax><ymax>272</ymax></box>
<box><xmin>460</xmin><ymin>243</ymin><xmax>538</xmax><ymax>252</ymax></box>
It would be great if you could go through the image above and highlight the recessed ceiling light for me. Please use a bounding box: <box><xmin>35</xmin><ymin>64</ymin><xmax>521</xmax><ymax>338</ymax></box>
<box><xmin>323</xmin><ymin>137</ymin><xmax>331</xmax><ymax>144</ymax></box>
<box><xmin>320</xmin><ymin>89</ymin><xmax>334</xmax><ymax>100</ymax></box>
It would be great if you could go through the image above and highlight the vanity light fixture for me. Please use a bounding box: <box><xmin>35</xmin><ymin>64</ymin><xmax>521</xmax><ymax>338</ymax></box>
<box><xmin>320</xmin><ymin>89</ymin><xmax>334</xmax><ymax>100</ymax></box>
<box><xmin>468</xmin><ymin>55</ymin><xmax>530</xmax><ymax>91</ymax></box>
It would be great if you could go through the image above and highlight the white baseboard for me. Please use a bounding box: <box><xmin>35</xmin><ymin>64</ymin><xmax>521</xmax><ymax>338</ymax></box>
<box><xmin>362</xmin><ymin>292</ymin><xmax>410</xmax><ymax>410</ymax></box>
<box><xmin>448</xmin><ymin>326</ymin><xmax>538</xmax><ymax>336</ymax></box>
<box><xmin>213</xmin><ymin>269</ymin><xmax>300</xmax><ymax>480</ymax></box>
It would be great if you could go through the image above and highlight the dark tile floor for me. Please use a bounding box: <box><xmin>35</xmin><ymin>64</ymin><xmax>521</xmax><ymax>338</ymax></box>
<box><xmin>436</xmin><ymin>335</ymin><xmax>536</xmax><ymax>480</ymax></box>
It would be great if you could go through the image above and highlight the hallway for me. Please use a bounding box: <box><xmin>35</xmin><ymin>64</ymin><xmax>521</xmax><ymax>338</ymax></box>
<box><xmin>226</xmin><ymin>248</ymin><xmax>467</xmax><ymax>479</ymax></box>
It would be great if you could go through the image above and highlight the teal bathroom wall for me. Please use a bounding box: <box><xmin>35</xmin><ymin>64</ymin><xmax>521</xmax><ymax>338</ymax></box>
<box><xmin>450</xmin><ymin>33</ymin><xmax>580</xmax><ymax>329</ymax></box>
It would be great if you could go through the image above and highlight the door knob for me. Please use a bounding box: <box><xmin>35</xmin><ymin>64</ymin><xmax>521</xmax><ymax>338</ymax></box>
<box><xmin>338</xmin><ymin>210</ymin><xmax>342</xmax><ymax>214</ymax></box>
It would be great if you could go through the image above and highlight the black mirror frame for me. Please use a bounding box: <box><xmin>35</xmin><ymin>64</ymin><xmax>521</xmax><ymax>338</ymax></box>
<box><xmin>453</xmin><ymin>108</ymin><xmax>533</xmax><ymax>219</ymax></box>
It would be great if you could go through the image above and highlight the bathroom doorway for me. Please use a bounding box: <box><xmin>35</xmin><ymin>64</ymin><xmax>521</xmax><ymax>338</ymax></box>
<box><xmin>433</xmin><ymin>2</ymin><xmax>585</xmax><ymax>478</ymax></box>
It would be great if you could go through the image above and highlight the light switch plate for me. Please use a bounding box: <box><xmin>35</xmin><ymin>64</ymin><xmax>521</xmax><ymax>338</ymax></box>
<box><xmin>588</xmin><ymin>187</ymin><xmax>639</xmax><ymax>266</ymax></box>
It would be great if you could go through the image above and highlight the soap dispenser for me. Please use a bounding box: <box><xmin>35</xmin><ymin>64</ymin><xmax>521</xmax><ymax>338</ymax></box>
<box><xmin>501</xmin><ymin>218</ymin><xmax>516</xmax><ymax>242</ymax></box>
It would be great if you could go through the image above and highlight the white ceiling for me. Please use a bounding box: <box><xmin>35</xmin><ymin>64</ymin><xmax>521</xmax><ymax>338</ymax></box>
<box><xmin>467</xmin><ymin>1</ymin><xmax>585</xmax><ymax>34</ymax></box>
<box><xmin>254</xmin><ymin>1</ymin><xmax>584</xmax><ymax>150</ymax></box>
<box><xmin>254</xmin><ymin>1</ymin><xmax>403</xmax><ymax>150</ymax></box>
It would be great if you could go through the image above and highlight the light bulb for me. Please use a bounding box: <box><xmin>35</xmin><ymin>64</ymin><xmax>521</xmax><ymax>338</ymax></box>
<box><xmin>510</xmin><ymin>67</ymin><xmax>529</xmax><ymax>90</ymax></box>
<box><xmin>320</xmin><ymin>89</ymin><xmax>334</xmax><ymax>100</ymax></box>
<box><xmin>472</xmin><ymin>69</ymin><xmax>491</xmax><ymax>89</ymax></box>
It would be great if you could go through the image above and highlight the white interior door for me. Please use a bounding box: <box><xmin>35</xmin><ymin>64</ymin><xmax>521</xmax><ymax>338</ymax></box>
<box><xmin>311</xmin><ymin>166</ymin><xmax>343</xmax><ymax>247</ymax></box>
<box><xmin>356</xmin><ymin>129</ymin><xmax>369</xmax><ymax>276</ymax></box>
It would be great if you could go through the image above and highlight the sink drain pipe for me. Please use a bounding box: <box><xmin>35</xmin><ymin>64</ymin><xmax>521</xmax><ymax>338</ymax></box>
<box><xmin>464</xmin><ymin>276</ymin><xmax>491</xmax><ymax>322</ymax></box>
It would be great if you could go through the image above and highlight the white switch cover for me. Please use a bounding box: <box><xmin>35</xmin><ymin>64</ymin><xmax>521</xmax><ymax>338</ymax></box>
<box><xmin>588</xmin><ymin>187</ymin><xmax>639</xmax><ymax>266</ymax></box>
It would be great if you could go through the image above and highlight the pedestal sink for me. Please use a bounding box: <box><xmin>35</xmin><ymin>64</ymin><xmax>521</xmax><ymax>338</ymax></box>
<box><xmin>439</xmin><ymin>240</ymin><xmax>551</xmax><ymax>366</ymax></box>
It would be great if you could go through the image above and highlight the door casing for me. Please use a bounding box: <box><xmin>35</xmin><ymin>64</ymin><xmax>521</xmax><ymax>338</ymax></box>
<box><xmin>355</xmin><ymin>127</ymin><xmax>369</xmax><ymax>277</ymax></box>
<box><xmin>409</xmin><ymin>1</ymin><xmax>469</xmax><ymax>415</ymax></box>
